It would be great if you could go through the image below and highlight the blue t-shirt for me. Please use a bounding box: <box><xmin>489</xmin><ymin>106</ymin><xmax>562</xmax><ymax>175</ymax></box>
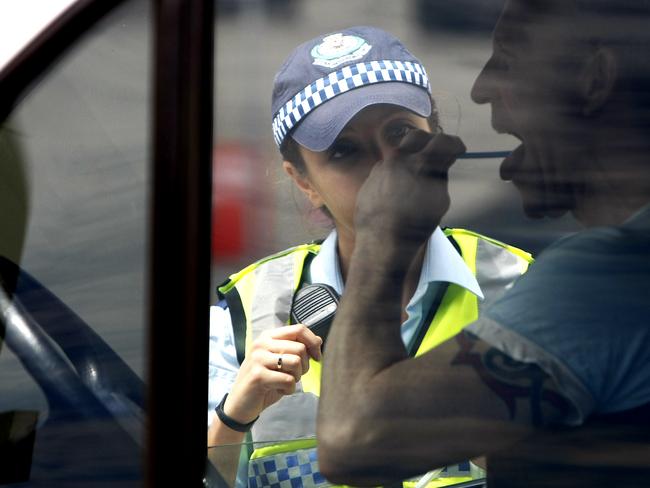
<box><xmin>468</xmin><ymin>205</ymin><xmax>650</xmax><ymax>425</ymax></box>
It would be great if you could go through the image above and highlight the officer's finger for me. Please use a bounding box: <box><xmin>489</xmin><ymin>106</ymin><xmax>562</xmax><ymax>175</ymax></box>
<box><xmin>255</xmin><ymin>368</ymin><xmax>298</xmax><ymax>396</ymax></box>
<box><xmin>269</xmin><ymin>324</ymin><xmax>323</xmax><ymax>361</ymax></box>
<box><xmin>268</xmin><ymin>373</ymin><xmax>297</xmax><ymax>396</ymax></box>
<box><xmin>264</xmin><ymin>350</ymin><xmax>303</xmax><ymax>383</ymax></box>
<box><xmin>267</xmin><ymin>339</ymin><xmax>312</xmax><ymax>373</ymax></box>
<box><xmin>269</xmin><ymin>353</ymin><xmax>303</xmax><ymax>382</ymax></box>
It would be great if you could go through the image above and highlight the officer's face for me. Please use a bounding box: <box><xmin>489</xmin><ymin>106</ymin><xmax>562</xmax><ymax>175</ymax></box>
<box><xmin>287</xmin><ymin>104</ymin><xmax>431</xmax><ymax>245</ymax></box>
<box><xmin>471</xmin><ymin>0</ymin><xmax>590</xmax><ymax>220</ymax></box>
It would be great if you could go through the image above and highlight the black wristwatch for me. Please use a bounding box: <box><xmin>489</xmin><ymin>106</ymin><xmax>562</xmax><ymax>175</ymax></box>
<box><xmin>215</xmin><ymin>393</ymin><xmax>258</xmax><ymax>433</ymax></box>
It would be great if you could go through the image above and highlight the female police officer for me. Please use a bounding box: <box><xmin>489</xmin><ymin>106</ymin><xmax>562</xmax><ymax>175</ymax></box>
<box><xmin>208</xmin><ymin>26</ymin><xmax>532</xmax><ymax>487</ymax></box>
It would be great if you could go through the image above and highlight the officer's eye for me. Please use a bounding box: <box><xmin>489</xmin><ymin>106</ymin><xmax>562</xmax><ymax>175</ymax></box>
<box><xmin>328</xmin><ymin>139</ymin><xmax>358</xmax><ymax>161</ymax></box>
<box><xmin>384</xmin><ymin>122</ymin><xmax>417</xmax><ymax>146</ymax></box>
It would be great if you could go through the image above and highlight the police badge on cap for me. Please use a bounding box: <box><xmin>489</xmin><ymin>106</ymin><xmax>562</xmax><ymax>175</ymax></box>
<box><xmin>311</xmin><ymin>33</ymin><xmax>372</xmax><ymax>69</ymax></box>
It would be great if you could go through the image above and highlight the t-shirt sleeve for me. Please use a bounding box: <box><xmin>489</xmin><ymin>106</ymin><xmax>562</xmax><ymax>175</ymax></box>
<box><xmin>466</xmin><ymin>316</ymin><xmax>593</xmax><ymax>426</ymax></box>
<box><xmin>469</xmin><ymin>214</ymin><xmax>650</xmax><ymax>425</ymax></box>
<box><xmin>208</xmin><ymin>303</ymin><xmax>240</xmax><ymax>426</ymax></box>
<box><xmin>466</xmin><ymin>235</ymin><xmax>600</xmax><ymax>425</ymax></box>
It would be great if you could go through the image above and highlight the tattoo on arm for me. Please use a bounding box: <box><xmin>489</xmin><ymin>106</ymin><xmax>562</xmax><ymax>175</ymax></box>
<box><xmin>452</xmin><ymin>331</ymin><xmax>571</xmax><ymax>426</ymax></box>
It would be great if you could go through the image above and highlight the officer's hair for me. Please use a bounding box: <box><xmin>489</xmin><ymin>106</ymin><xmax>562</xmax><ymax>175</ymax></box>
<box><xmin>280</xmin><ymin>95</ymin><xmax>440</xmax><ymax>174</ymax></box>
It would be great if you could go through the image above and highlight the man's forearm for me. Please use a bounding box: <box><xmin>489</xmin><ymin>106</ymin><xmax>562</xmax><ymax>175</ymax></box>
<box><xmin>322</xmin><ymin>237</ymin><xmax>412</xmax><ymax>386</ymax></box>
<box><xmin>316</xmin><ymin>238</ymin><xmax>553</xmax><ymax>485</ymax></box>
<box><xmin>317</xmin><ymin>237</ymin><xmax>415</xmax><ymax>480</ymax></box>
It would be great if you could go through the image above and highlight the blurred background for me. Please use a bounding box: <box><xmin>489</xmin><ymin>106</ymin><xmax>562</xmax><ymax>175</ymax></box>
<box><xmin>1</xmin><ymin>0</ymin><xmax>580</xmax><ymax>420</ymax></box>
<box><xmin>210</xmin><ymin>0</ymin><xmax>580</xmax><ymax>277</ymax></box>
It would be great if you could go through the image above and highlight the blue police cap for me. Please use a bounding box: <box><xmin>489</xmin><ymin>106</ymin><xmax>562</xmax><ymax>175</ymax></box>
<box><xmin>271</xmin><ymin>25</ymin><xmax>432</xmax><ymax>151</ymax></box>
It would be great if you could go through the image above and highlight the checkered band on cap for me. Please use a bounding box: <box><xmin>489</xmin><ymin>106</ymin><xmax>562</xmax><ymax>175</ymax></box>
<box><xmin>272</xmin><ymin>59</ymin><xmax>431</xmax><ymax>148</ymax></box>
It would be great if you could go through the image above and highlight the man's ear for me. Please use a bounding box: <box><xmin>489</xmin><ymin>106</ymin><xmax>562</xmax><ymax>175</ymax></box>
<box><xmin>580</xmin><ymin>46</ymin><xmax>618</xmax><ymax>116</ymax></box>
<box><xmin>282</xmin><ymin>161</ymin><xmax>324</xmax><ymax>208</ymax></box>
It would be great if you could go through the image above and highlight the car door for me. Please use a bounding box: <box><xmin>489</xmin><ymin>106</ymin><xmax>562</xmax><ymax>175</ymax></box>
<box><xmin>0</xmin><ymin>0</ymin><xmax>213</xmax><ymax>486</ymax></box>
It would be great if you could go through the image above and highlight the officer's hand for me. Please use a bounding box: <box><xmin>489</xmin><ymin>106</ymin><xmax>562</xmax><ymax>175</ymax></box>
<box><xmin>354</xmin><ymin>130</ymin><xmax>465</xmax><ymax>253</ymax></box>
<box><xmin>221</xmin><ymin>324</ymin><xmax>323</xmax><ymax>426</ymax></box>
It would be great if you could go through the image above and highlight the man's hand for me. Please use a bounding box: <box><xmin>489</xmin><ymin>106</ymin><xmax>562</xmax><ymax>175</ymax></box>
<box><xmin>354</xmin><ymin>130</ymin><xmax>466</xmax><ymax>255</ymax></box>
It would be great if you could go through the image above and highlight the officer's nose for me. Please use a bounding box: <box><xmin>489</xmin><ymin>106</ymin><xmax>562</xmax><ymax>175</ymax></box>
<box><xmin>471</xmin><ymin>56</ymin><xmax>499</xmax><ymax>105</ymax></box>
<box><xmin>374</xmin><ymin>141</ymin><xmax>399</xmax><ymax>164</ymax></box>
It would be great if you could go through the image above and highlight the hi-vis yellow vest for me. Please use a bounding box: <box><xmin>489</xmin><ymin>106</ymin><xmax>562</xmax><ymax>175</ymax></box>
<box><xmin>217</xmin><ymin>229</ymin><xmax>533</xmax><ymax>488</ymax></box>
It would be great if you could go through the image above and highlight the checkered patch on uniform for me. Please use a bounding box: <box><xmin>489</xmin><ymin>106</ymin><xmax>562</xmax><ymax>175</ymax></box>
<box><xmin>248</xmin><ymin>447</ymin><xmax>330</xmax><ymax>488</ymax></box>
<box><xmin>272</xmin><ymin>60</ymin><xmax>431</xmax><ymax>148</ymax></box>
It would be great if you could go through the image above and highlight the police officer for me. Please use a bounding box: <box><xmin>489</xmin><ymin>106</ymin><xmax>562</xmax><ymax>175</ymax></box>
<box><xmin>208</xmin><ymin>26</ymin><xmax>533</xmax><ymax>487</ymax></box>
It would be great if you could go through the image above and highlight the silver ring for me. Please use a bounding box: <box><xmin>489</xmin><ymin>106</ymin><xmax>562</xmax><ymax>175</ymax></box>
<box><xmin>277</xmin><ymin>355</ymin><xmax>283</xmax><ymax>371</ymax></box>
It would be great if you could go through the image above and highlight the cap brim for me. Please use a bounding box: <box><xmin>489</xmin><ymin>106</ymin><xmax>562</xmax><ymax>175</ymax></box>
<box><xmin>290</xmin><ymin>82</ymin><xmax>431</xmax><ymax>152</ymax></box>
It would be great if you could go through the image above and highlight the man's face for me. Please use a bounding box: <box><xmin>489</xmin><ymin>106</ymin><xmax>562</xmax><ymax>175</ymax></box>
<box><xmin>471</xmin><ymin>0</ymin><xmax>589</xmax><ymax>219</ymax></box>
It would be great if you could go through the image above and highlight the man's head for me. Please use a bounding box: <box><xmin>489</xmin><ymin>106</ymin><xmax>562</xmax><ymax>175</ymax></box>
<box><xmin>471</xmin><ymin>0</ymin><xmax>650</xmax><ymax>224</ymax></box>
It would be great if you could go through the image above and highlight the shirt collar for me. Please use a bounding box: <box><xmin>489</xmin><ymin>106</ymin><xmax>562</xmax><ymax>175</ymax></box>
<box><xmin>309</xmin><ymin>228</ymin><xmax>484</xmax><ymax>299</ymax></box>
<box><xmin>421</xmin><ymin>227</ymin><xmax>483</xmax><ymax>299</ymax></box>
<box><xmin>309</xmin><ymin>230</ymin><xmax>344</xmax><ymax>295</ymax></box>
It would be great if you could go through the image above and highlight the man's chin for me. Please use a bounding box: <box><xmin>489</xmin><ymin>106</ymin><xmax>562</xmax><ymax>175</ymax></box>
<box><xmin>522</xmin><ymin>203</ymin><xmax>547</xmax><ymax>220</ymax></box>
<box><xmin>522</xmin><ymin>201</ymin><xmax>569</xmax><ymax>220</ymax></box>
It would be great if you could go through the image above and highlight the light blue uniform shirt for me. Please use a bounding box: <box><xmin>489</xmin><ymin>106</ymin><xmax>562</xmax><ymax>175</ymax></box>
<box><xmin>208</xmin><ymin>227</ymin><xmax>483</xmax><ymax>425</ymax></box>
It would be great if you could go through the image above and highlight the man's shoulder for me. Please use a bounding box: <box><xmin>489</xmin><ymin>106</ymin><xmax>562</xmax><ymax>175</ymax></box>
<box><xmin>534</xmin><ymin>223</ymin><xmax>649</xmax><ymax>274</ymax></box>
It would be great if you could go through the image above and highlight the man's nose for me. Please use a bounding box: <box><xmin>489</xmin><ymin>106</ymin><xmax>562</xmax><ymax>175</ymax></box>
<box><xmin>471</xmin><ymin>56</ymin><xmax>498</xmax><ymax>105</ymax></box>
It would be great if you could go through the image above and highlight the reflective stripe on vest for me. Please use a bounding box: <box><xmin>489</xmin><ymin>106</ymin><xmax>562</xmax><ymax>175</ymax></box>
<box><xmin>219</xmin><ymin>243</ymin><xmax>321</xmax><ymax>357</ymax></box>
<box><xmin>413</xmin><ymin>228</ymin><xmax>532</xmax><ymax>356</ymax></box>
<box><xmin>218</xmin><ymin>230</ymin><xmax>533</xmax><ymax>487</ymax></box>
<box><xmin>247</xmin><ymin>443</ymin><xmax>480</xmax><ymax>488</ymax></box>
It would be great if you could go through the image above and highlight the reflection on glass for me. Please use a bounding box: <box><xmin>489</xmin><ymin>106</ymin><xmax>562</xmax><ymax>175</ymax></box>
<box><xmin>208</xmin><ymin>13</ymin><xmax>525</xmax><ymax>488</ymax></box>
<box><xmin>316</xmin><ymin>2</ymin><xmax>650</xmax><ymax>488</ymax></box>
<box><xmin>0</xmin><ymin>0</ymin><xmax>149</xmax><ymax>484</ymax></box>
<box><xmin>209</xmin><ymin>1</ymin><xmax>650</xmax><ymax>487</ymax></box>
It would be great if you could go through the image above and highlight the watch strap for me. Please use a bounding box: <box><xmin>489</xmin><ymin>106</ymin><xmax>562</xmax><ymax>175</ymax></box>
<box><xmin>215</xmin><ymin>393</ymin><xmax>258</xmax><ymax>433</ymax></box>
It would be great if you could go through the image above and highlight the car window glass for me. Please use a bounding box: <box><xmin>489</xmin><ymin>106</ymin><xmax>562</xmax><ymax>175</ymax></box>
<box><xmin>208</xmin><ymin>1</ymin><xmax>650</xmax><ymax>487</ymax></box>
<box><xmin>0</xmin><ymin>0</ymin><xmax>149</xmax><ymax>484</ymax></box>
<box><xmin>208</xmin><ymin>2</ymin><xmax>580</xmax><ymax>487</ymax></box>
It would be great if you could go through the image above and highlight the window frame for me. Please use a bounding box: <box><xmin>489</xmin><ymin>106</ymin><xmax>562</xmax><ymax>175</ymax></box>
<box><xmin>0</xmin><ymin>0</ymin><xmax>214</xmax><ymax>486</ymax></box>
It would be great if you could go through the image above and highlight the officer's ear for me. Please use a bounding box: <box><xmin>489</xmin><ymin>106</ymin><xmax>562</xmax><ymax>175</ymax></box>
<box><xmin>580</xmin><ymin>46</ymin><xmax>618</xmax><ymax>116</ymax></box>
<box><xmin>282</xmin><ymin>160</ymin><xmax>324</xmax><ymax>209</ymax></box>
